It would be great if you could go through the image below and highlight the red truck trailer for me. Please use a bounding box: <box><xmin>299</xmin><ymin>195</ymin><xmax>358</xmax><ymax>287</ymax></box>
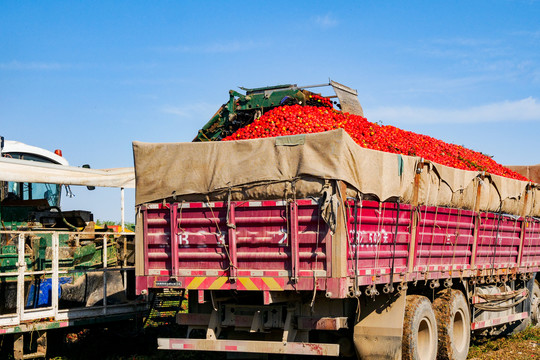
<box><xmin>133</xmin><ymin>129</ymin><xmax>540</xmax><ymax>360</ymax></box>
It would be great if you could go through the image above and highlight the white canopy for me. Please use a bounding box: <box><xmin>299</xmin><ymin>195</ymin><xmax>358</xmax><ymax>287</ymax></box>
<box><xmin>0</xmin><ymin>157</ymin><xmax>135</xmax><ymax>189</ymax></box>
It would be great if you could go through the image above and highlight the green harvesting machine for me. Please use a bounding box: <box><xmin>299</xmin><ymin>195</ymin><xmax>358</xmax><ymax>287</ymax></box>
<box><xmin>193</xmin><ymin>80</ymin><xmax>364</xmax><ymax>142</ymax></box>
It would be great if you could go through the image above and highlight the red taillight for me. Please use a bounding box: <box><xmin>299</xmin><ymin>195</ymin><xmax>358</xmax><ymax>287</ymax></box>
<box><xmin>54</xmin><ymin>149</ymin><xmax>63</xmax><ymax>157</ymax></box>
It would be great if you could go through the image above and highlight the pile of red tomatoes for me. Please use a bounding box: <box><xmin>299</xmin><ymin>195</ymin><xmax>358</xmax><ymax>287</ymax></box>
<box><xmin>306</xmin><ymin>94</ymin><xmax>333</xmax><ymax>108</ymax></box>
<box><xmin>222</xmin><ymin>105</ymin><xmax>529</xmax><ymax>181</ymax></box>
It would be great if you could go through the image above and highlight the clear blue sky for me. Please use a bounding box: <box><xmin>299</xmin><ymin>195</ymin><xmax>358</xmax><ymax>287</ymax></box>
<box><xmin>2</xmin><ymin>1</ymin><xmax>539</xmax><ymax>222</ymax></box>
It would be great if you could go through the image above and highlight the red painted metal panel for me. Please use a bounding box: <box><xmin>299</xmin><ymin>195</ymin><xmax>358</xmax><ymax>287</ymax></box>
<box><xmin>290</xmin><ymin>202</ymin><xmax>299</xmax><ymax>282</ymax></box>
<box><xmin>414</xmin><ymin>206</ymin><xmax>476</xmax><ymax>271</ymax></box>
<box><xmin>228</xmin><ymin>203</ymin><xmax>238</xmax><ymax>279</ymax></box>
<box><xmin>522</xmin><ymin>220</ymin><xmax>540</xmax><ymax>266</ymax></box>
<box><xmin>476</xmin><ymin>213</ymin><xmax>521</xmax><ymax>268</ymax></box>
<box><xmin>143</xmin><ymin>207</ymin><xmax>150</xmax><ymax>275</ymax></box>
<box><xmin>140</xmin><ymin>197</ymin><xmax>540</xmax><ymax>294</ymax></box>
<box><xmin>143</xmin><ymin>201</ymin><xmax>329</xmax><ymax>287</ymax></box>
<box><xmin>347</xmin><ymin>201</ymin><xmax>411</xmax><ymax>277</ymax></box>
<box><xmin>170</xmin><ymin>205</ymin><xmax>179</xmax><ymax>277</ymax></box>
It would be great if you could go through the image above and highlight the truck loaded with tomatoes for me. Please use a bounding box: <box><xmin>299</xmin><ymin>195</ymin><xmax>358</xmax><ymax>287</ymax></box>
<box><xmin>135</xmin><ymin>81</ymin><xmax>540</xmax><ymax>360</ymax></box>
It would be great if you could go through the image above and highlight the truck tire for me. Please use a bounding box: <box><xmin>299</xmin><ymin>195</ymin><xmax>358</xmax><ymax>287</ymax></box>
<box><xmin>402</xmin><ymin>295</ymin><xmax>438</xmax><ymax>360</ymax></box>
<box><xmin>433</xmin><ymin>289</ymin><xmax>470</xmax><ymax>360</ymax></box>
<box><xmin>532</xmin><ymin>279</ymin><xmax>540</xmax><ymax>326</ymax></box>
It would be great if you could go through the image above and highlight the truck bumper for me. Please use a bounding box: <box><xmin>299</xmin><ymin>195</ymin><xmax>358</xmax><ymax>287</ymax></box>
<box><xmin>157</xmin><ymin>338</ymin><xmax>340</xmax><ymax>357</ymax></box>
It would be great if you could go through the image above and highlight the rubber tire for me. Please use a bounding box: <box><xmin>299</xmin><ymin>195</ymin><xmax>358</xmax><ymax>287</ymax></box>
<box><xmin>532</xmin><ymin>279</ymin><xmax>540</xmax><ymax>326</ymax></box>
<box><xmin>402</xmin><ymin>295</ymin><xmax>438</xmax><ymax>360</ymax></box>
<box><xmin>433</xmin><ymin>290</ymin><xmax>470</xmax><ymax>360</ymax></box>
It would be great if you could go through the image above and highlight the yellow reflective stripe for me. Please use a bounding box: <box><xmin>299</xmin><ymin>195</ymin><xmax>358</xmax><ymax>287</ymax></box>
<box><xmin>262</xmin><ymin>277</ymin><xmax>282</xmax><ymax>291</ymax></box>
<box><xmin>186</xmin><ymin>277</ymin><xmax>206</xmax><ymax>289</ymax></box>
<box><xmin>209</xmin><ymin>277</ymin><xmax>228</xmax><ymax>289</ymax></box>
<box><xmin>238</xmin><ymin>277</ymin><xmax>258</xmax><ymax>291</ymax></box>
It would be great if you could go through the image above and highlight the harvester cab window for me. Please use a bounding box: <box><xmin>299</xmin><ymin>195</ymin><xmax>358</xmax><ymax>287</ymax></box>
<box><xmin>1</xmin><ymin>152</ymin><xmax>62</xmax><ymax>207</ymax></box>
<box><xmin>8</xmin><ymin>182</ymin><xmax>60</xmax><ymax>207</ymax></box>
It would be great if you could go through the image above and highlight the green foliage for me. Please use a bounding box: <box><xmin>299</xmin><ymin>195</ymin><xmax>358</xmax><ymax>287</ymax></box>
<box><xmin>512</xmin><ymin>325</ymin><xmax>540</xmax><ymax>341</ymax></box>
<box><xmin>468</xmin><ymin>325</ymin><xmax>540</xmax><ymax>358</ymax></box>
<box><xmin>95</xmin><ymin>219</ymin><xmax>135</xmax><ymax>231</ymax></box>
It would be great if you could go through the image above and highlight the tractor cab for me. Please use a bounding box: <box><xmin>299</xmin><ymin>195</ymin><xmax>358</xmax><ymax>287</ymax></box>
<box><xmin>1</xmin><ymin>139</ymin><xmax>67</xmax><ymax>207</ymax></box>
<box><xmin>0</xmin><ymin>138</ymin><xmax>92</xmax><ymax>228</ymax></box>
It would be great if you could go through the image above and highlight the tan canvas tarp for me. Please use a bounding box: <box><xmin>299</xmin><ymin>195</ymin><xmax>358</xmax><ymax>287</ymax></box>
<box><xmin>0</xmin><ymin>157</ymin><xmax>134</xmax><ymax>188</ymax></box>
<box><xmin>133</xmin><ymin>129</ymin><xmax>540</xmax><ymax>217</ymax></box>
<box><xmin>507</xmin><ymin>164</ymin><xmax>540</xmax><ymax>184</ymax></box>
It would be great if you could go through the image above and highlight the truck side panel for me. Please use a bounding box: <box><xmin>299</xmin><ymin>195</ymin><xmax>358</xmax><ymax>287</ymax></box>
<box><xmin>137</xmin><ymin>199</ymin><xmax>540</xmax><ymax>294</ymax></box>
<box><xmin>346</xmin><ymin>201</ymin><xmax>411</xmax><ymax>279</ymax></box>
<box><xmin>523</xmin><ymin>220</ymin><xmax>540</xmax><ymax>266</ymax></box>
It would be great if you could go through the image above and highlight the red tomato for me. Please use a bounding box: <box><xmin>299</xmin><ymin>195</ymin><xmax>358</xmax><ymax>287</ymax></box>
<box><xmin>222</xmin><ymin>105</ymin><xmax>529</xmax><ymax>182</ymax></box>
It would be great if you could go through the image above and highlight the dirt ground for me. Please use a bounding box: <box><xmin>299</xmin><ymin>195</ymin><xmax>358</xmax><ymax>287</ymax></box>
<box><xmin>468</xmin><ymin>326</ymin><xmax>540</xmax><ymax>360</ymax></box>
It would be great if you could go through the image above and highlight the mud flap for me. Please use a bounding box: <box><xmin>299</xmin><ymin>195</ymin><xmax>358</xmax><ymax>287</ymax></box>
<box><xmin>353</xmin><ymin>289</ymin><xmax>406</xmax><ymax>360</ymax></box>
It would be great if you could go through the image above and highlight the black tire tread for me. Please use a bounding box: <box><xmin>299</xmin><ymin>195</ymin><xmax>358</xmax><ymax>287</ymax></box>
<box><xmin>402</xmin><ymin>295</ymin><xmax>437</xmax><ymax>360</ymax></box>
<box><xmin>433</xmin><ymin>289</ymin><xmax>470</xmax><ymax>360</ymax></box>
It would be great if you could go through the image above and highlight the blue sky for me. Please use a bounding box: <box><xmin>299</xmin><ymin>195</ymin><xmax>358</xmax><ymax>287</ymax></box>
<box><xmin>1</xmin><ymin>1</ymin><xmax>539</xmax><ymax>222</ymax></box>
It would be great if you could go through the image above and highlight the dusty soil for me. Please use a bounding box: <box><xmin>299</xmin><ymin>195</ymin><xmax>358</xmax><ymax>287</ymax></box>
<box><xmin>468</xmin><ymin>326</ymin><xmax>540</xmax><ymax>360</ymax></box>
